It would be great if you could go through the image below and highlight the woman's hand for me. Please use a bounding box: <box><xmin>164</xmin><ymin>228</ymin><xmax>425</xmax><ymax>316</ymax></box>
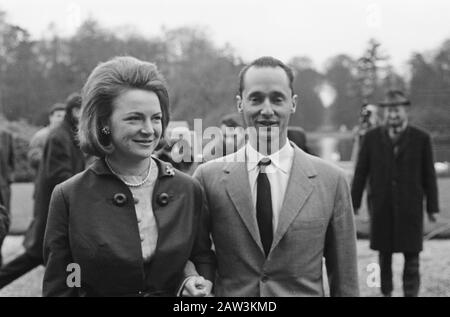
<box><xmin>181</xmin><ymin>276</ymin><xmax>213</xmax><ymax>297</ymax></box>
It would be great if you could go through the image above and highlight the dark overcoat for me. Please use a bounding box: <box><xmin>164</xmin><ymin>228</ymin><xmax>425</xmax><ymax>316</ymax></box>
<box><xmin>287</xmin><ymin>126</ymin><xmax>309</xmax><ymax>153</ymax></box>
<box><xmin>351</xmin><ymin>125</ymin><xmax>439</xmax><ymax>252</ymax></box>
<box><xmin>23</xmin><ymin>120</ymin><xmax>85</xmax><ymax>258</ymax></box>
<box><xmin>0</xmin><ymin>130</ymin><xmax>14</xmax><ymax>211</ymax></box>
<box><xmin>0</xmin><ymin>201</ymin><xmax>9</xmax><ymax>242</ymax></box>
<box><xmin>43</xmin><ymin>157</ymin><xmax>215</xmax><ymax>297</ymax></box>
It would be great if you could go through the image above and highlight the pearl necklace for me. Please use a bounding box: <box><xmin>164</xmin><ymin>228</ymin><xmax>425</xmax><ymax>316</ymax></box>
<box><xmin>105</xmin><ymin>157</ymin><xmax>152</xmax><ymax>188</ymax></box>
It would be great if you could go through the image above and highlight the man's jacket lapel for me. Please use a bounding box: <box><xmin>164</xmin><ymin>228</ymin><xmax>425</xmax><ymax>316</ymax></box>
<box><xmin>271</xmin><ymin>146</ymin><xmax>316</xmax><ymax>251</ymax></box>
<box><xmin>223</xmin><ymin>149</ymin><xmax>265</xmax><ymax>254</ymax></box>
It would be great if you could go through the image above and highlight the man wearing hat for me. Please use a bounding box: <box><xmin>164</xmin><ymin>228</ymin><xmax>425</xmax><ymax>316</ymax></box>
<box><xmin>28</xmin><ymin>103</ymin><xmax>66</xmax><ymax>174</ymax></box>
<box><xmin>351</xmin><ymin>90</ymin><xmax>439</xmax><ymax>297</ymax></box>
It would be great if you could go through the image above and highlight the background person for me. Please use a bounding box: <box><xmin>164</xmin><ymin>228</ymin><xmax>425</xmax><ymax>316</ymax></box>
<box><xmin>0</xmin><ymin>196</ymin><xmax>10</xmax><ymax>260</ymax></box>
<box><xmin>287</xmin><ymin>126</ymin><xmax>310</xmax><ymax>153</ymax></box>
<box><xmin>350</xmin><ymin>103</ymin><xmax>380</xmax><ymax>163</ymax></box>
<box><xmin>0</xmin><ymin>129</ymin><xmax>15</xmax><ymax>266</ymax></box>
<box><xmin>0</xmin><ymin>129</ymin><xmax>14</xmax><ymax>216</ymax></box>
<box><xmin>202</xmin><ymin>113</ymin><xmax>245</xmax><ymax>162</ymax></box>
<box><xmin>155</xmin><ymin>136</ymin><xmax>196</xmax><ymax>174</ymax></box>
<box><xmin>27</xmin><ymin>103</ymin><xmax>66</xmax><ymax>174</ymax></box>
<box><xmin>351</xmin><ymin>90</ymin><xmax>439</xmax><ymax>297</ymax></box>
<box><xmin>0</xmin><ymin>93</ymin><xmax>85</xmax><ymax>289</ymax></box>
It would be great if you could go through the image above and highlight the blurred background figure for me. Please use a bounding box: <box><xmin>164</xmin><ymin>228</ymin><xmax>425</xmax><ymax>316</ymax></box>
<box><xmin>0</xmin><ymin>129</ymin><xmax>15</xmax><ymax>266</ymax></box>
<box><xmin>155</xmin><ymin>137</ymin><xmax>196</xmax><ymax>174</ymax></box>
<box><xmin>154</xmin><ymin>120</ymin><xmax>198</xmax><ymax>174</ymax></box>
<box><xmin>27</xmin><ymin>103</ymin><xmax>66</xmax><ymax>175</ymax></box>
<box><xmin>0</xmin><ymin>202</ymin><xmax>9</xmax><ymax>252</ymax></box>
<box><xmin>351</xmin><ymin>90</ymin><xmax>439</xmax><ymax>297</ymax></box>
<box><xmin>351</xmin><ymin>103</ymin><xmax>380</xmax><ymax>163</ymax></box>
<box><xmin>0</xmin><ymin>129</ymin><xmax>14</xmax><ymax>215</ymax></box>
<box><xmin>0</xmin><ymin>93</ymin><xmax>85</xmax><ymax>289</ymax></box>
<box><xmin>202</xmin><ymin>113</ymin><xmax>245</xmax><ymax>162</ymax></box>
<box><xmin>287</xmin><ymin>126</ymin><xmax>310</xmax><ymax>153</ymax></box>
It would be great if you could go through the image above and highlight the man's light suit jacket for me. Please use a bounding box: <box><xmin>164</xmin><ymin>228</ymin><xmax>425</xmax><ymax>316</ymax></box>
<box><xmin>194</xmin><ymin>144</ymin><xmax>359</xmax><ymax>297</ymax></box>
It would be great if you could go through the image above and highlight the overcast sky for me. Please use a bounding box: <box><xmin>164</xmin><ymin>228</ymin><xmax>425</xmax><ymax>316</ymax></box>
<box><xmin>2</xmin><ymin>0</ymin><xmax>449</xmax><ymax>73</ymax></box>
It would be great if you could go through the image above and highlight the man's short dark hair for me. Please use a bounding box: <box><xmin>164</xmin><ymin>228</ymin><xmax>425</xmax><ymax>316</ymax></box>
<box><xmin>238</xmin><ymin>56</ymin><xmax>295</xmax><ymax>96</ymax></box>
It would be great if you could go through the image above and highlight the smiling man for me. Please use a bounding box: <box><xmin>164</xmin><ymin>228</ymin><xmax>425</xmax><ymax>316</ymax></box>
<box><xmin>191</xmin><ymin>56</ymin><xmax>359</xmax><ymax>297</ymax></box>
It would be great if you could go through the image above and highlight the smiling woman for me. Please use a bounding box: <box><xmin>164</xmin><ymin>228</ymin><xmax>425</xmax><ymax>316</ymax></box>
<box><xmin>106</xmin><ymin>89</ymin><xmax>163</xmax><ymax>177</ymax></box>
<box><xmin>42</xmin><ymin>56</ymin><xmax>215</xmax><ymax>297</ymax></box>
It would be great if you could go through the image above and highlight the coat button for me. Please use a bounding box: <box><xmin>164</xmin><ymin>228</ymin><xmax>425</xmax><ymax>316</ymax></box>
<box><xmin>261</xmin><ymin>275</ymin><xmax>268</xmax><ymax>283</ymax></box>
<box><xmin>157</xmin><ymin>193</ymin><xmax>169</xmax><ymax>206</ymax></box>
<box><xmin>113</xmin><ymin>193</ymin><xmax>127</xmax><ymax>206</ymax></box>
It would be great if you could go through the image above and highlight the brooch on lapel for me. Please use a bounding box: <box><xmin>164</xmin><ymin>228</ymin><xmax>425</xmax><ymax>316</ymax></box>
<box><xmin>113</xmin><ymin>193</ymin><xmax>128</xmax><ymax>207</ymax></box>
<box><xmin>165</xmin><ymin>165</ymin><xmax>175</xmax><ymax>176</ymax></box>
<box><xmin>157</xmin><ymin>193</ymin><xmax>170</xmax><ymax>206</ymax></box>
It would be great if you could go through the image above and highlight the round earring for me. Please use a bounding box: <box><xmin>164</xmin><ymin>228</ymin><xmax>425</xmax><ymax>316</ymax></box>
<box><xmin>101</xmin><ymin>127</ymin><xmax>111</xmax><ymax>135</ymax></box>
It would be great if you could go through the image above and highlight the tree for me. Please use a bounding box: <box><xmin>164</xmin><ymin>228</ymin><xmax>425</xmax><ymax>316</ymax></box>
<box><xmin>288</xmin><ymin>57</ymin><xmax>325</xmax><ymax>131</ymax></box>
<box><xmin>324</xmin><ymin>54</ymin><xmax>360</xmax><ymax>129</ymax></box>
<box><xmin>0</xmin><ymin>11</ymin><xmax>42</xmax><ymax>122</ymax></box>
<box><xmin>355</xmin><ymin>38</ymin><xmax>389</xmax><ymax>104</ymax></box>
<box><xmin>409</xmin><ymin>39</ymin><xmax>450</xmax><ymax>135</ymax></box>
<box><xmin>162</xmin><ymin>27</ymin><xmax>241</xmax><ymax>127</ymax></box>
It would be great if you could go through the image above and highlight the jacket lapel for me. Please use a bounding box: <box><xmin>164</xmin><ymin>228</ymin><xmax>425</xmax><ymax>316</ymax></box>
<box><xmin>271</xmin><ymin>146</ymin><xmax>316</xmax><ymax>251</ymax></box>
<box><xmin>89</xmin><ymin>156</ymin><xmax>179</xmax><ymax>287</ymax></box>
<box><xmin>223</xmin><ymin>149</ymin><xmax>264</xmax><ymax>253</ymax></box>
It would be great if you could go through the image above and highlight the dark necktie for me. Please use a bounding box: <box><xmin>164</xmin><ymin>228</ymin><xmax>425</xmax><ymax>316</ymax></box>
<box><xmin>256</xmin><ymin>157</ymin><xmax>273</xmax><ymax>257</ymax></box>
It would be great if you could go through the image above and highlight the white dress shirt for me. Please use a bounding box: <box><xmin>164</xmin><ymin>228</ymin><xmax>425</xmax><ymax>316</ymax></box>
<box><xmin>246</xmin><ymin>140</ymin><xmax>294</xmax><ymax>234</ymax></box>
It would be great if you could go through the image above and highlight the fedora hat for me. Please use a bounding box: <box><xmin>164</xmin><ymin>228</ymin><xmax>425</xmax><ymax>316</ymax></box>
<box><xmin>379</xmin><ymin>90</ymin><xmax>411</xmax><ymax>107</ymax></box>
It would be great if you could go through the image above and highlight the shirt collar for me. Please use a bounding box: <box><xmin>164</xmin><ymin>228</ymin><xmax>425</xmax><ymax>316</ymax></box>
<box><xmin>246</xmin><ymin>140</ymin><xmax>294</xmax><ymax>174</ymax></box>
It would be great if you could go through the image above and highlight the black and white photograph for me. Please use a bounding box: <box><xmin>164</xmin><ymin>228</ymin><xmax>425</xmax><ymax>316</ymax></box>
<box><xmin>0</xmin><ymin>0</ymin><xmax>449</xmax><ymax>298</ymax></box>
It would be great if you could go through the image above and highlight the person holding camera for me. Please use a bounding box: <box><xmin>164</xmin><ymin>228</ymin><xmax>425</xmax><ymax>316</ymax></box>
<box><xmin>351</xmin><ymin>103</ymin><xmax>380</xmax><ymax>163</ymax></box>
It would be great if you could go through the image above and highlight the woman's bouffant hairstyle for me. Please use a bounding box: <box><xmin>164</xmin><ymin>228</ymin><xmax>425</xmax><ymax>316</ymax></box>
<box><xmin>78</xmin><ymin>56</ymin><xmax>170</xmax><ymax>157</ymax></box>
